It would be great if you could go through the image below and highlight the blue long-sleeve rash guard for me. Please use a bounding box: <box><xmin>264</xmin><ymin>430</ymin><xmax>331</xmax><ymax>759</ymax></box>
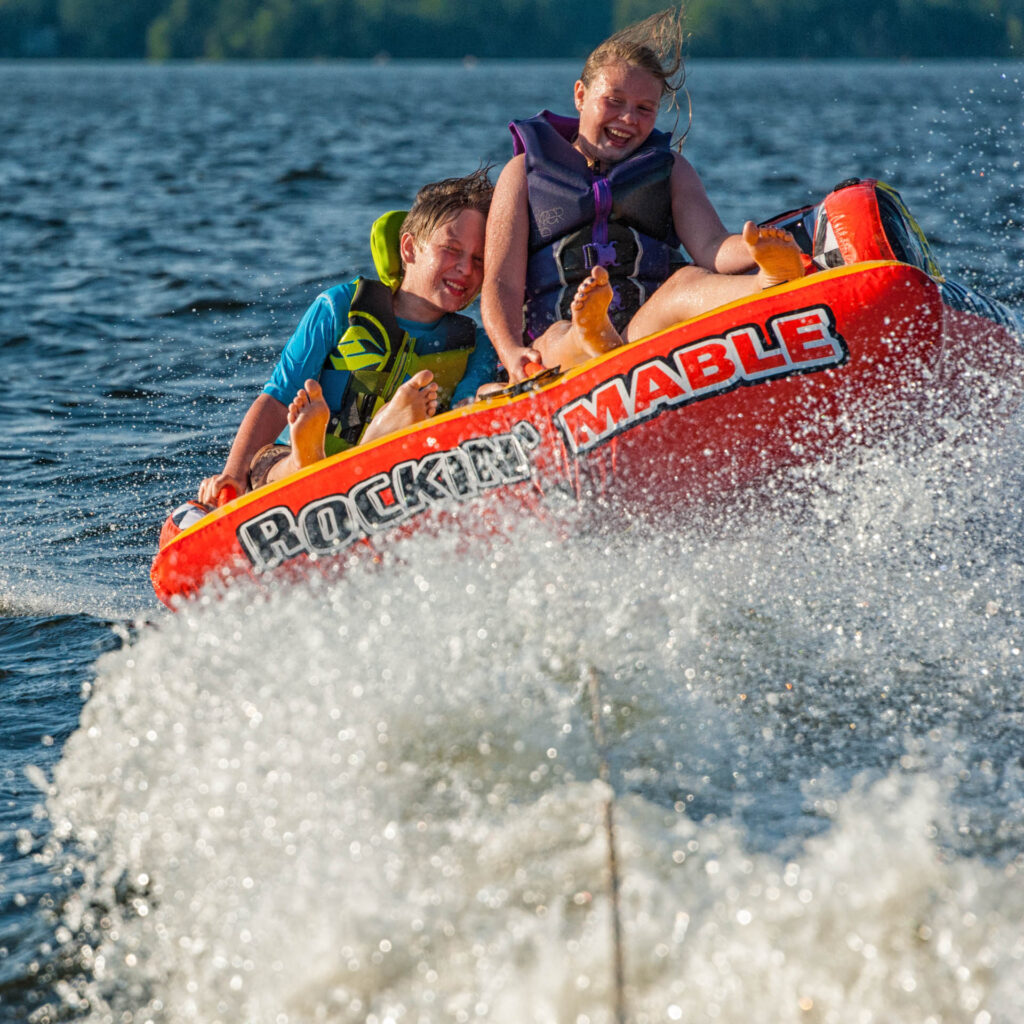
<box><xmin>263</xmin><ymin>279</ymin><xmax>497</xmax><ymax>442</ymax></box>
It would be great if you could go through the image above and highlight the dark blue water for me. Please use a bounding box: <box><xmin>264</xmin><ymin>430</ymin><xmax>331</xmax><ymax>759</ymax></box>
<box><xmin>2</xmin><ymin>60</ymin><xmax>1024</xmax><ymax>1022</ymax></box>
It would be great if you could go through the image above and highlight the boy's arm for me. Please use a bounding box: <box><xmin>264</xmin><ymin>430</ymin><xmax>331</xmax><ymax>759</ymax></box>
<box><xmin>481</xmin><ymin>156</ymin><xmax>542</xmax><ymax>383</ymax></box>
<box><xmin>197</xmin><ymin>393</ymin><xmax>288</xmax><ymax>505</ymax></box>
<box><xmin>451</xmin><ymin>325</ymin><xmax>498</xmax><ymax>405</ymax></box>
<box><xmin>197</xmin><ymin>288</ymin><xmax>345</xmax><ymax>504</ymax></box>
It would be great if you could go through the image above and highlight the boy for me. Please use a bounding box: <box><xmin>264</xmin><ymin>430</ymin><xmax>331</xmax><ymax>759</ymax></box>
<box><xmin>198</xmin><ymin>169</ymin><xmax>495</xmax><ymax>505</ymax></box>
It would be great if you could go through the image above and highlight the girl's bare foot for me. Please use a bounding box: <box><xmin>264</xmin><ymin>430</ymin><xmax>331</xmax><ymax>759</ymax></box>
<box><xmin>571</xmin><ymin>265</ymin><xmax>623</xmax><ymax>357</ymax></box>
<box><xmin>535</xmin><ymin>265</ymin><xmax>625</xmax><ymax>370</ymax></box>
<box><xmin>361</xmin><ymin>369</ymin><xmax>439</xmax><ymax>444</ymax></box>
<box><xmin>743</xmin><ymin>221</ymin><xmax>805</xmax><ymax>289</ymax></box>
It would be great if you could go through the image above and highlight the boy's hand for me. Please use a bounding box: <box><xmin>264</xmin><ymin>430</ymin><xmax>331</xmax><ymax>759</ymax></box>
<box><xmin>198</xmin><ymin>472</ymin><xmax>246</xmax><ymax>507</ymax></box>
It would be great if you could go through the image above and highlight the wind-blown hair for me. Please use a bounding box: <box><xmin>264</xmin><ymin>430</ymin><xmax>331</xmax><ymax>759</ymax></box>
<box><xmin>580</xmin><ymin>6</ymin><xmax>687</xmax><ymax>101</ymax></box>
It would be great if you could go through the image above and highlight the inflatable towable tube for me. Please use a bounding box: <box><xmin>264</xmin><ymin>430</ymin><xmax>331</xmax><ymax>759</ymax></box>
<box><xmin>767</xmin><ymin>178</ymin><xmax>1023</xmax><ymax>335</ymax></box>
<box><xmin>152</xmin><ymin>179</ymin><xmax>1024</xmax><ymax>607</ymax></box>
<box><xmin>763</xmin><ymin>177</ymin><xmax>942</xmax><ymax>277</ymax></box>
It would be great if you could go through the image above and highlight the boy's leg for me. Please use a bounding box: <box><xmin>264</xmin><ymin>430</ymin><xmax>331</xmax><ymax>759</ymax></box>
<box><xmin>264</xmin><ymin>379</ymin><xmax>330</xmax><ymax>486</ymax></box>
<box><xmin>360</xmin><ymin>369</ymin><xmax>439</xmax><ymax>445</ymax></box>
<box><xmin>248</xmin><ymin>443</ymin><xmax>291</xmax><ymax>491</ymax></box>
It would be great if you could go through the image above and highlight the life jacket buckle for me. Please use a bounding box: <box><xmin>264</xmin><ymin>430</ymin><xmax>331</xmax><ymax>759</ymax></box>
<box><xmin>582</xmin><ymin>241</ymin><xmax>618</xmax><ymax>269</ymax></box>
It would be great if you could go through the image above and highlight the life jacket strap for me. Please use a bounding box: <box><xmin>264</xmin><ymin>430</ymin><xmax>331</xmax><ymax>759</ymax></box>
<box><xmin>323</xmin><ymin>277</ymin><xmax>477</xmax><ymax>451</ymax></box>
<box><xmin>325</xmin><ymin>278</ymin><xmax>412</xmax><ymax>447</ymax></box>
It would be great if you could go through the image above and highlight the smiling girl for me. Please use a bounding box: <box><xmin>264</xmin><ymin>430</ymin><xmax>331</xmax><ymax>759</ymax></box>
<box><xmin>481</xmin><ymin>8</ymin><xmax>804</xmax><ymax>380</ymax></box>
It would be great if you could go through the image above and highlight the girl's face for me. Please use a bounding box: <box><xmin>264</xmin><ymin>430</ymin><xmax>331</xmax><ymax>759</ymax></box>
<box><xmin>573</xmin><ymin>61</ymin><xmax>662</xmax><ymax>167</ymax></box>
<box><xmin>399</xmin><ymin>209</ymin><xmax>486</xmax><ymax>316</ymax></box>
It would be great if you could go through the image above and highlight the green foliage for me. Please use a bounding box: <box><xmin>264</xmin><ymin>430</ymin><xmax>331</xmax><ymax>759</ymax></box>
<box><xmin>57</xmin><ymin>0</ymin><xmax>166</xmax><ymax>56</ymax></box>
<box><xmin>684</xmin><ymin>0</ymin><xmax>1024</xmax><ymax>57</ymax></box>
<box><xmin>0</xmin><ymin>0</ymin><xmax>61</xmax><ymax>56</ymax></box>
<box><xmin>3</xmin><ymin>0</ymin><xmax>1023</xmax><ymax>59</ymax></box>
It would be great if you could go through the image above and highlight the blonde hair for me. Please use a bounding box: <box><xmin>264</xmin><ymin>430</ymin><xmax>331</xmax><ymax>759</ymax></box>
<box><xmin>581</xmin><ymin>7</ymin><xmax>686</xmax><ymax>101</ymax></box>
<box><xmin>400</xmin><ymin>167</ymin><xmax>493</xmax><ymax>247</ymax></box>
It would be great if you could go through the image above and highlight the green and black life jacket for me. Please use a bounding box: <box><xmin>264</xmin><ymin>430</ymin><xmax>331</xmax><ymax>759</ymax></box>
<box><xmin>322</xmin><ymin>275</ymin><xmax>477</xmax><ymax>455</ymax></box>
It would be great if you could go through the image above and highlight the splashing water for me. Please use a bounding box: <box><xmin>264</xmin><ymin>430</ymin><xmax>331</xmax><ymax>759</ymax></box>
<box><xmin>33</xmin><ymin>416</ymin><xmax>1024</xmax><ymax>1023</ymax></box>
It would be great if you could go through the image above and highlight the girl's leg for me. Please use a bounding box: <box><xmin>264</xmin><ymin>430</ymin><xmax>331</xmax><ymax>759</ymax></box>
<box><xmin>624</xmin><ymin>223</ymin><xmax>804</xmax><ymax>341</ymax></box>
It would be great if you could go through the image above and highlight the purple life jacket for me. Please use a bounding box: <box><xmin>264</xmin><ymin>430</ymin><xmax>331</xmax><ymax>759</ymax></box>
<box><xmin>510</xmin><ymin>111</ymin><xmax>683</xmax><ymax>338</ymax></box>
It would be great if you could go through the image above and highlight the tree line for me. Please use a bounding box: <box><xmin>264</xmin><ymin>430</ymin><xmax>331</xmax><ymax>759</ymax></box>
<box><xmin>2</xmin><ymin>0</ymin><xmax>1022</xmax><ymax>59</ymax></box>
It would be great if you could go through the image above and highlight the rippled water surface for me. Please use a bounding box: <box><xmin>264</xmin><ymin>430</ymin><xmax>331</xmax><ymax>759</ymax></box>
<box><xmin>2</xmin><ymin>59</ymin><xmax>1024</xmax><ymax>1022</ymax></box>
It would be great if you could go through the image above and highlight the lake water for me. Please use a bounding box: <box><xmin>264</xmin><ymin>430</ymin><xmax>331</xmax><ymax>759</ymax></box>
<box><xmin>2</xmin><ymin>58</ymin><xmax>1024</xmax><ymax>1023</ymax></box>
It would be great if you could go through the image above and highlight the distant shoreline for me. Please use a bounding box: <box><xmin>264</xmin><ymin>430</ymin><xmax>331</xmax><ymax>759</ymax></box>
<box><xmin>2</xmin><ymin>0</ymin><xmax>1022</xmax><ymax>62</ymax></box>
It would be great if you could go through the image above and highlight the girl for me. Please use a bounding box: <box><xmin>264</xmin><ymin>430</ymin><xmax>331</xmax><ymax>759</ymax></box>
<box><xmin>481</xmin><ymin>8</ymin><xmax>804</xmax><ymax>382</ymax></box>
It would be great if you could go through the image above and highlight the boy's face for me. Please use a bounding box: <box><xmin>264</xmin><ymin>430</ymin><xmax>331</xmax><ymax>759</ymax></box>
<box><xmin>400</xmin><ymin>209</ymin><xmax>486</xmax><ymax>316</ymax></box>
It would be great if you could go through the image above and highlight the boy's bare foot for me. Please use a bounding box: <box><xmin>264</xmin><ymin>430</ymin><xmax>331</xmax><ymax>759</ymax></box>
<box><xmin>361</xmin><ymin>369</ymin><xmax>439</xmax><ymax>444</ymax></box>
<box><xmin>571</xmin><ymin>265</ymin><xmax>623</xmax><ymax>357</ymax></box>
<box><xmin>744</xmin><ymin>221</ymin><xmax>804</xmax><ymax>289</ymax></box>
<box><xmin>288</xmin><ymin>379</ymin><xmax>330</xmax><ymax>468</ymax></box>
<box><xmin>265</xmin><ymin>379</ymin><xmax>330</xmax><ymax>485</ymax></box>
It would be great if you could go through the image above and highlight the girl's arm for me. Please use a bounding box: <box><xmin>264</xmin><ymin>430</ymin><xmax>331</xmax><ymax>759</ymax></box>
<box><xmin>669</xmin><ymin>154</ymin><xmax>756</xmax><ymax>275</ymax></box>
<box><xmin>481</xmin><ymin>155</ymin><xmax>541</xmax><ymax>383</ymax></box>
